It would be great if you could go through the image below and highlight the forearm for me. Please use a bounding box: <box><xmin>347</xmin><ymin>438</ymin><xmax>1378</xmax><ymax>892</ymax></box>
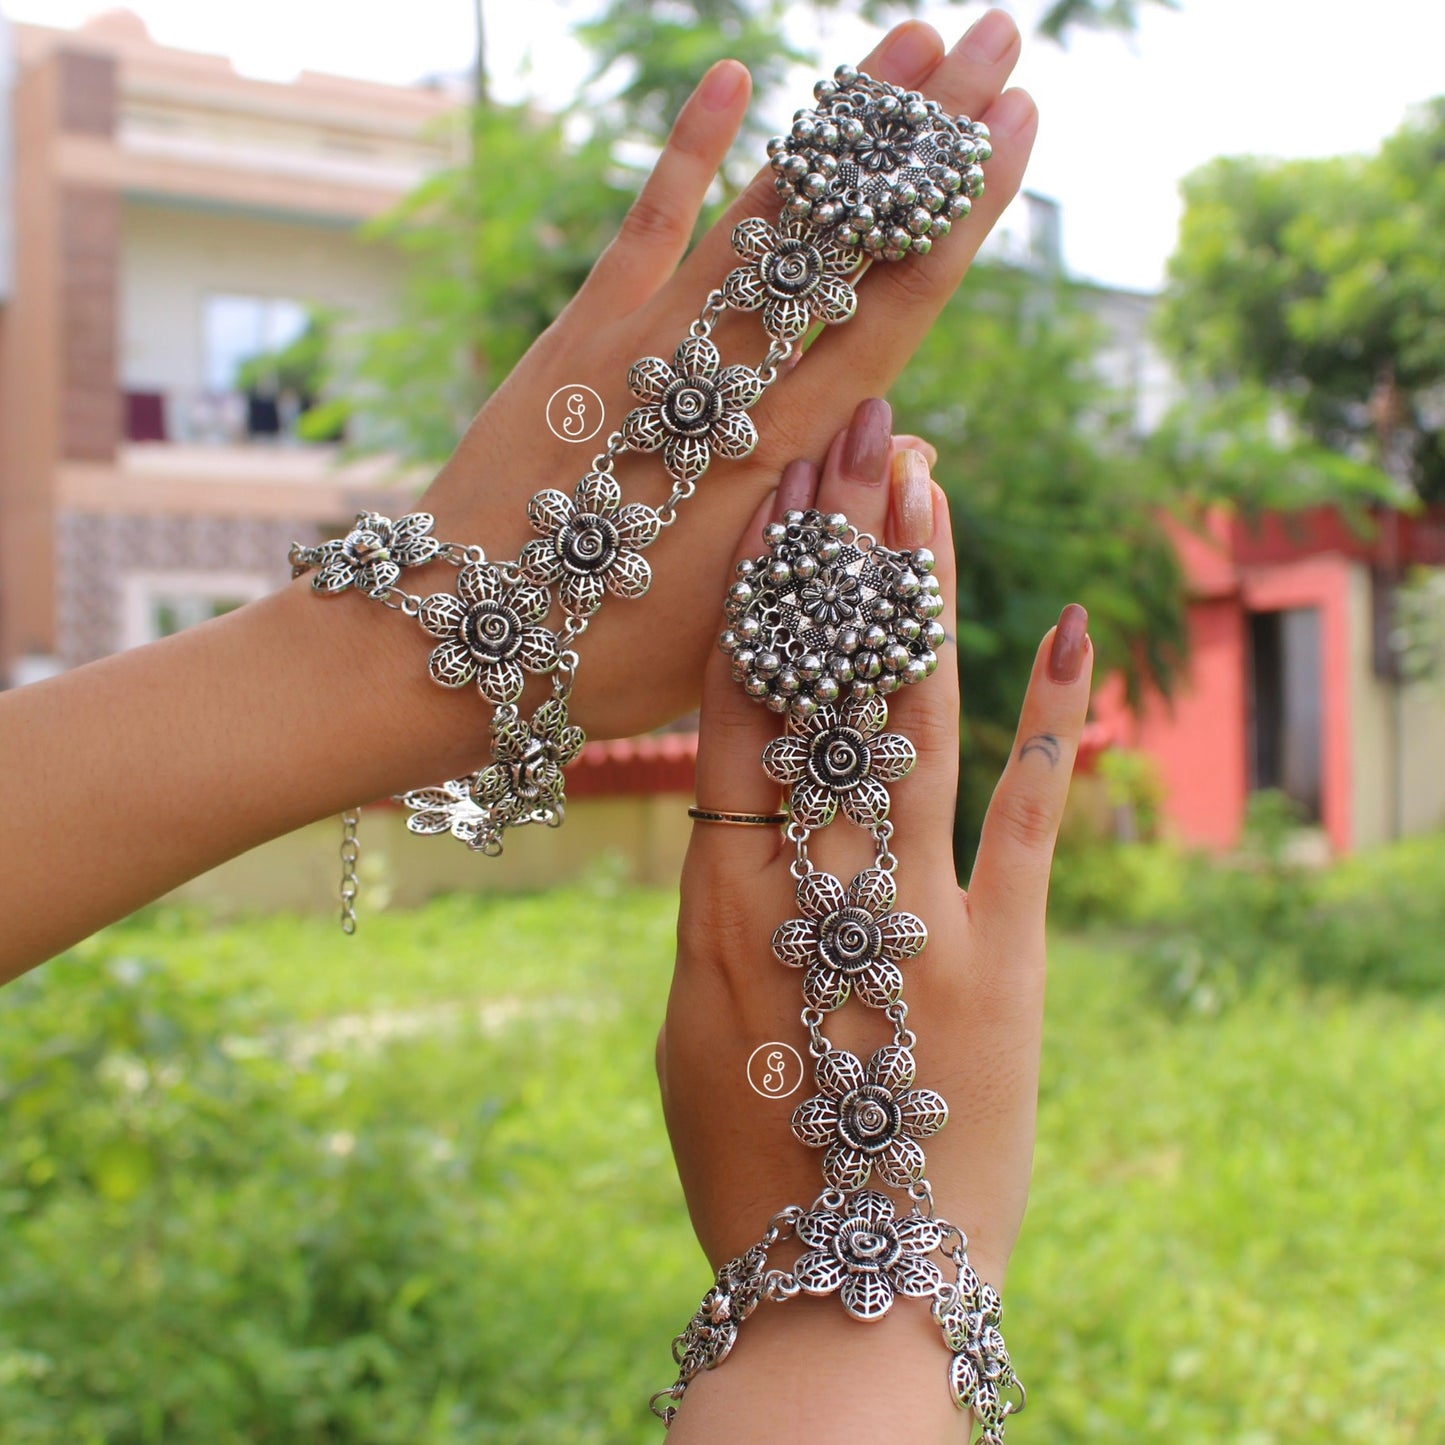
<box><xmin>0</xmin><ymin>574</ymin><xmax>482</xmax><ymax>979</ymax></box>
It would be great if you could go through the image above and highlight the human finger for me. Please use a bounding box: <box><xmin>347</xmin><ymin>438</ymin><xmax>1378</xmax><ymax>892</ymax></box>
<box><xmin>688</xmin><ymin>472</ymin><xmax>819</xmax><ymax>871</ymax></box>
<box><xmin>879</xmin><ymin>459</ymin><xmax>960</xmax><ymax>858</ymax></box>
<box><xmin>966</xmin><ymin>604</ymin><xmax>1093</xmax><ymax>941</ymax></box>
<box><xmin>583</xmin><ymin>59</ymin><xmax>752</xmax><ymax>317</ymax></box>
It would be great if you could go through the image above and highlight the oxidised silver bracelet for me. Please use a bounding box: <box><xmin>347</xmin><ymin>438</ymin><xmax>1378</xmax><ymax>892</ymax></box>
<box><xmin>648</xmin><ymin>507</ymin><xmax>1024</xmax><ymax>1437</ymax></box>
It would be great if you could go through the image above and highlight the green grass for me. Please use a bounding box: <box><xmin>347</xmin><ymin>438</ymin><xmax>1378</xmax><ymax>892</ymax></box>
<box><xmin>4</xmin><ymin>872</ymin><xmax>1444</xmax><ymax>1442</ymax></box>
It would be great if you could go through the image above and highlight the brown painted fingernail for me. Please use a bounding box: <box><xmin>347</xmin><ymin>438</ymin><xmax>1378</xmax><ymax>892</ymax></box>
<box><xmin>891</xmin><ymin>450</ymin><xmax>934</xmax><ymax>549</ymax></box>
<box><xmin>1048</xmin><ymin>603</ymin><xmax>1088</xmax><ymax>683</ymax></box>
<box><xmin>841</xmin><ymin>398</ymin><xmax>892</xmax><ymax>485</ymax></box>
<box><xmin>776</xmin><ymin>459</ymin><xmax>818</xmax><ymax>517</ymax></box>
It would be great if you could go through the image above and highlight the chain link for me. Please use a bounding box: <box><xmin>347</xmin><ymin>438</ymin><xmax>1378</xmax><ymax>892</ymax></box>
<box><xmin>379</xmin><ymin>588</ymin><xmax>423</xmax><ymax>617</ymax></box>
<box><xmin>338</xmin><ymin>809</ymin><xmax>360</xmax><ymax>935</ymax></box>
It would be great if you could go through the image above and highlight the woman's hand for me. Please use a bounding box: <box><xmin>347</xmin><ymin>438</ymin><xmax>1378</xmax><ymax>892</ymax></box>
<box><xmin>363</xmin><ymin>11</ymin><xmax>1037</xmax><ymax>780</ymax></box>
<box><xmin>655</xmin><ymin>415</ymin><xmax>1092</xmax><ymax>1439</ymax></box>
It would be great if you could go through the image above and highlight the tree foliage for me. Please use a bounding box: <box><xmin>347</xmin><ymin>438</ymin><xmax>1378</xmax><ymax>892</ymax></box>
<box><xmin>1158</xmin><ymin>97</ymin><xmax>1445</xmax><ymax>501</ymax></box>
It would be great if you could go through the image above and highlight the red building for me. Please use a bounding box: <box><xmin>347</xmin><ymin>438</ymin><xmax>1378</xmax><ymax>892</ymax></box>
<box><xmin>1092</xmin><ymin>505</ymin><xmax>1445</xmax><ymax>854</ymax></box>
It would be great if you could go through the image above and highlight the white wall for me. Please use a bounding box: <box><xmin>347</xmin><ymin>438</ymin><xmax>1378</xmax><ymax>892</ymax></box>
<box><xmin>119</xmin><ymin>199</ymin><xmax>402</xmax><ymax>393</ymax></box>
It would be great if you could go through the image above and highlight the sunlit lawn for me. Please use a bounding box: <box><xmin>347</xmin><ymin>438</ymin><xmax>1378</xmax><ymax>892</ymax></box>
<box><xmin>6</xmin><ymin>875</ymin><xmax>1444</xmax><ymax>1442</ymax></box>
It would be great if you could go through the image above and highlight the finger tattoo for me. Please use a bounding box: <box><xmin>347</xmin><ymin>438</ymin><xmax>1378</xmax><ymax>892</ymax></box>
<box><xmin>1018</xmin><ymin>733</ymin><xmax>1061</xmax><ymax>767</ymax></box>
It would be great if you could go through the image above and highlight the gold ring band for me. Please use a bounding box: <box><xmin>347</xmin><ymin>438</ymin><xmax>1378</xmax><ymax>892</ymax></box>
<box><xmin>687</xmin><ymin>807</ymin><xmax>788</xmax><ymax>827</ymax></box>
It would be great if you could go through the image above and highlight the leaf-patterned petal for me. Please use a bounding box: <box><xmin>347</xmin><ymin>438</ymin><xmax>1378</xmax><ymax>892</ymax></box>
<box><xmin>762</xmin><ymin>295</ymin><xmax>812</xmax><ymax>341</ymax></box>
<box><xmin>508</xmin><ymin>580</ymin><xmax>551</xmax><ymax>626</ymax></box>
<box><xmin>516</xmin><ymin>625</ymin><xmax>558</xmax><ymax>675</ymax></box>
<box><xmin>663</xmin><ymin>433</ymin><xmax>711</xmax><ymax>484</ymax></box>
<box><xmin>879</xmin><ymin>910</ymin><xmax>928</xmax><ymax>961</ymax></box>
<box><xmin>949</xmin><ymin>1354</ymin><xmax>979</xmax><ymax>1409</ymax></box>
<box><xmin>674</xmin><ymin>334</ymin><xmax>720</xmax><ymax>382</ymax></box>
<box><xmin>621</xmin><ymin>403</ymin><xmax>667</xmax><ymax>453</ymax></box>
<box><xmin>555</xmin><ymin>726</ymin><xmax>586</xmax><ymax>767</ymax></box>
<box><xmin>840</xmin><ymin>1271</ymin><xmax>895</xmax><ymax>1322</ymax></box>
<box><xmin>715</xmin><ymin>364</ymin><xmax>763</xmax><ymax>411</ymax></box>
<box><xmin>457</xmin><ymin>562</ymin><xmax>501</xmax><ymax>608</ymax></box>
<box><xmin>731</xmin><ymin>216</ymin><xmax>777</xmax><ymax>261</ymax></box>
<box><xmin>419</xmin><ymin>592</ymin><xmax>467</xmax><ymax>639</ymax></box>
<box><xmin>401</xmin><ymin>785</ymin><xmax>466</xmax><ymax>810</ymax></box>
<box><xmin>390</xmin><ymin>512</ymin><xmax>441</xmax><ymax>565</ymax></box>
<box><xmin>895</xmin><ymin>1214</ymin><xmax>945</xmax><ymax>1255</ymax></box>
<box><xmin>628</xmin><ymin>355</ymin><xmax>674</xmax><ymax>403</ymax></box>
<box><xmin>560</xmin><ymin>570</ymin><xmax>605</xmax><ymax>617</ymax></box>
<box><xmin>889</xmin><ymin>1252</ymin><xmax>942</xmax><ymax>1298</ymax></box>
<box><xmin>615</xmin><ymin>503</ymin><xmax>661</xmax><ymax>550</ymax></box>
<box><xmin>870</xmin><ymin>732</ymin><xmax>917</xmax><ymax>782</ymax></box>
<box><xmin>575</xmin><ymin>469</ymin><xmax>620</xmax><ymax>517</ymax></box>
<box><xmin>477</xmin><ymin>657</ymin><xmax>524</xmax><ymax>705</ymax></box>
<box><xmin>802</xmin><ymin>962</ymin><xmax>850</xmax><ymax>1013</ymax></box>
<box><xmin>722</xmin><ymin>263</ymin><xmax>767</xmax><ymax>312</ymax></box>
<box><xmin>789</xmin><ymin>779</ymin><xmax>838</xmax><ymax>829</ymax></box>
<box><xmin>771</xmin><ymin>917</ymin><xmax>818</xmax><ymax>967</ymax></box>
<box><xmin>853</xmin><ymin>959</ymin><xmax>903</xmax><ymax>1008</ymax></box>
<box><xmin>846</xmin><ymin>867</ymin><xmax>896</xmax><ymax>918</ymax></box>
<box><xmin>877</xmin><ymin>1135</ymin><xmax>927</xmax><ymax>1187</ymax></box>
<box><xmin>358</xmin><ymin>558</ymin><xmax>401</xmax><ymax>595</ymax></box>
<box><xmin>899</xmin><ymin>1088</ymin><xmax>949</xmax><ymax>1138</ymax></box>
<box><xmin>797</xmin><ymin>1210</ymin><xmax>840</xmax><ymax>1250</ymax></box>
<box><xmin>794</xmin><ymin>1249</ymin><xmax>847</xmax><ymax>1297</ymax></box>
<box><xmin>427</xmin><ymin>638</ymin><xmax>476</xmax><ymax>688</ymax></box>
<box><xmin>709</xmin><ymin>409</ymin><xmax>758</xmax><ymax>461</ymax></box>
<box><xmin>849</xmin><ymin>1190</ymin><xmax>895</xmax><ymax>1227</ymax></box>
<box><xmin>841</xmin><ymin>775</ymin><xmax>890</xmax><ymax>828</ymax></box>
<box><xmin>603</xmin><ymin>548</ymin><xmax>652</xmax><ymax>600</ymax></box>
<box><xmin>527</xmin><ymin>488</ymin><xmax>574</xmax><ymax>538</ymax></box>
<box><xmin>313</xmin><ymin>556</ymin><xmax>356</xmax><ymax>593</ymax></box>
<box><xmin>815</xmin><ymin>1048</ymin><xmax>866</xmax><ymax>1100</ymax></box>
<box><xmin>796</xmin><ymin>869</ymin><xmax>847</xmax><ymax>921</ymax></box>
<box><xmin>761</xmin><ymin>736</ymin><xmax>808</xmax><ymax>784</ymax></box>
<box><xmin>791</xmin><ymin>1094</ymin><xmax>839</xmax><ymax>1148</ymax></box>
<box><xmin>405</xmin><ymin>809</ymin><xmax>453</xmax><ymax>836</ymax></box>
<box><xmin>472</xmin><ymin>764</ymin><xmax>510</xmax><ymax>805</ymax></box>
<box><xmin>519</xmin><ymin>538</ymin><xmax>565</xmax><ymax>586</ymax></box>
<box><xmin>845</xmin><ymin>690</ymin><xmax>889</xmax><ymax>739</ymax></box>
<box><xmin>813</xmin><ymin>274</ymin><xmax>858</xmax><ymax>325</ymax></box>
<box><xmin>868</xmin><ymin>1044</ymin><xmax>916</xmax><ymax>1095</ymax></box>
<box><xmin>823</xmin><ymin>1142</ymin><xmax>871</xmax><ymax>1191</ymax></box>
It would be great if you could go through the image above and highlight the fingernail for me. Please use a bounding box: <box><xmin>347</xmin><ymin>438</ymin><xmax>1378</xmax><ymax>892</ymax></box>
<box><xmin>985</xmin><ymin>87</ymin><xmax>1035</xmax><ymax>140</ymax></box>
<box><xmin>776</xmin><ymin>459</ymin><xmax>818</xmax><ymax>517</ymax></box>
<box><xmin>893</xmin><ymin>434</ymin><xmax>938</xmax><ymax>468</ymax></box>
<box><xmin>959</xmin><ymin>9</ymin><xmax>1016</xmax><ymax>65</ymax></box>
<box><xmin>699</xmin><ymin>59</ymin><xmax>746</xmax><ymax>112</ymax></box>
<box><xmin>891</xmin><ymin>450</ymin><xmax>934</xmax><ymax>549</ymax></box>
<box><xmin>879</xmin><ymin>21</ymin><xmax>942</xmax><ymax>82</ymax></box>
<box><xmin>841</xmin><ymin>398</ymin><xmax>892</xmax><ymax>485</ymax></box>
<box><xmin>1048</xmin><ymin>603</ymin><xmax>1089</xmax><ymax>684</ymax></box>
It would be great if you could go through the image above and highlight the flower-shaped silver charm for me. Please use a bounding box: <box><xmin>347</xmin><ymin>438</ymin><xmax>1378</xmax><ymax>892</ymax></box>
<box><xmin>673</xmin><ymin>1245</ymin><xmax>766</xmax><ymax>1385</ymax></box>
<box><xmin>942</xmin><ymin>1261</ymin><xmax>1018</xmax><ymax>1435</ymax></box>
<box><xmin>772</xmin><ymin>866</ymin><xmax>926</xmax><ymax>1011</ymax></box>
<box><xmin>792</xmin><ymin>1045</ymin><xmax>947</xmax><ymax>1190</ymax></box>
<box><xmin>519</xmin><ymin>470</ymin><xmax>659</xmax><ymax>617</ymax></box>
<box><xmin>621</xmin><ymin>336</ymin><xmax>762</xmax><ymax>485</ymax></box>
<box><xmin>311</xmin><ymin>511</ymin><xmax>441</xmax><ymax>596</ymax></box>
<box><xmin>794</xmin><ymin>1190</ymin><xmax>944</xmax><ymax>1322</ymax></box>
<box><xmin>396</xmin><ymin>779</ymin><xmax>494</xmax><ymax>850</ymax></box>
<box><xmin>420</xmin><ymin>563</ymin><xmax>557</xmax><ymax>705</ymax></box>
<box><xmin>472</xmin><ymin>698</ymin><xmax>585</xmax><ymax>827</ymax></box>
<box><xmin>722</xmin><ymin>216</ymin><xmax>859</xmax><ymax>342</ymax></box>
<box><xmin>762</xmin><ymin>692</ymin><xmax>915</xmax><ymax>828</ymax></box>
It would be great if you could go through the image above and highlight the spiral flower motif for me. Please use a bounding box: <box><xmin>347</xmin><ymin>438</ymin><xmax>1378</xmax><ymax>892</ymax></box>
<box><xmin>519</xmin><ymin>470</ymin><xmax>660</xmax><ymax>617</ymax></box>
<box><xmin>471</xmin><ymin>697</ymin><xmax>585</xmax><ymax>828</ymax></box>
<box><xmin>794</xmin><ymin>1189</ymin><xmax>945</xmax><ymax>1322</ymax></box>
<box><xmin>310</xmin><ymin>510</ymin><xmax>441</xmax><ymax>596</ymax></box>
<box><xmin>621</xmin><ymin>336</ymin><xmax>762</xmax><ymax>484</ymax></box>
<box><xmin>771</xmin><ymin>865</ymin><xmax>926</xmax><ymax>1011</ymax></box>
<box><xmin>792</xmin><ymin>1045</ymin><xmax>947</xmax><ymax>1191</ymax></box>
<box><xmin>722</xmin><ymin>216</ymin><xmax>859</xmax><ymax>342</ymax></box>
<box><xmin>419</xmin><ymin>563</ymin><xmax>558</xmax><ymax>705</ymax></box>
<box><xmin>762</xmin><ymin>692</ymin><xmax>915</xmax><ymax>829</ymax></box>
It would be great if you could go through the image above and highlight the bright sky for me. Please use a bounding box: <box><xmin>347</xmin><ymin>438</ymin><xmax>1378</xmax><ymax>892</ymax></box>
<box><xmin>6</xmin><ymin>0</ymin><xmax>1444</xmax><ymax>290</ymax></box>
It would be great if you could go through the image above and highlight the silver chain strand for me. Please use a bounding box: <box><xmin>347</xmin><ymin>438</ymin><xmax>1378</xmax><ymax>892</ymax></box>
<box><xmin>338</xmin><ymin>808</ymin><xmax>360</xmax><ymax>935</ymax></box>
